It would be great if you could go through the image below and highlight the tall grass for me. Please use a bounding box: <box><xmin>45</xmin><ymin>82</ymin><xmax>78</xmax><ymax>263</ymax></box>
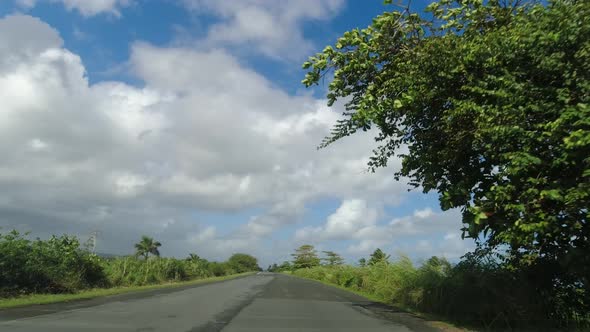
<box><xmin>102</xmin><ymin>257</ymin><xmax>205</xmax><ymax>287</ymax></box>
<box><xmin>293</xmin><ymin>254</ymin><xmax>590</xmax><ymax>330</ymax></box>
<box><xmin>101</xmin><ymin>257</ymin><xmax>238</xmax><ymax>287</ymax></box>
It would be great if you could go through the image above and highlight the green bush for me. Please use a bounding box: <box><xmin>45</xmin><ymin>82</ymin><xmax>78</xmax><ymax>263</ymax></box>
<box><xmin>0</xmin><ymin>231</ymin><xmax>107</xmax><ymax>295</ymax></box>
<box><xmin>207</xmin><ymin>262</ymin><xmax>234</xmax><ymax>277</ymax></box>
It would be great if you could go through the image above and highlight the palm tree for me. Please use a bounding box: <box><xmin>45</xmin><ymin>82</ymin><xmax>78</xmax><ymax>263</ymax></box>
<box><xmin>187</xmin><ymin>253</ymin><xmax>201</xmax><ymax>262</ymax></box>
<box><xmin>134</xmin><ymin>236</ymin><xmax>162</xmax><ymax>259</ymax></box>
<box><xmin>368</xmin><ymin>248</ymin><xmax>390</xmax><ymax>265</ymax></box>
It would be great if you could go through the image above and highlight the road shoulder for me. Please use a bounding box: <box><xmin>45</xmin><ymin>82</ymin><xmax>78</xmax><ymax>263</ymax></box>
<box><xmin>283</xmin><ymin>273</ymin><xmax>473</xmax><ymax>332</ymax></box>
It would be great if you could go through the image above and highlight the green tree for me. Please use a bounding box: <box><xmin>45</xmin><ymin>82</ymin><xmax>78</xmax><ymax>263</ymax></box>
<box><xmin>292</xmin><ymin>245</ymin><xmax>320</xmax><ymax>269</ymax></box>
<box><xmin>278</xmin><ymin>261</ymin><xmax>292</xmax><ymax>272</ymax></box>
<box><xmin>186</xmin><ymin>253</ymin><xmax>203</xmax><ymax>262</ymax></box>
<box><xmin>207</xmin><ymin>261</ymin><xmax>230</xmax><ymax>276</ymax></box>
<box><xmin>322</xmin><ymin>251</ymin><xmax>344</xmax><ymax>266</ymax></box>
<box><xmin>368</xmin><ymin>248</ymin><xmax>390</xmax><ymax>265</ymax></box>
<box><xmin>185</xmin><ymin>253</ymin><xmax>210</xmax><ymax>277</ymax></box>
<box><xmin>227</xmin><ymin>253</ymin><xmax>260</xmax><ymax>273</ymax></box>
<box><xmin>303</xmin><ymin>0</ymin><xmax>589</xmax><ymax>281</ymax></box>
<box><xmin>358</xmin><ymin>258</ymin><xmax>367</xmax><ymax>267</ymax></box>
<box><xmin>134</xmin><ymin>236</ymin><xmax>161</xmax><ymax>260</ymax></box>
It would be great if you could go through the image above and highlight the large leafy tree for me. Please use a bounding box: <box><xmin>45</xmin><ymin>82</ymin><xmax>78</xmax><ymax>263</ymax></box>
<box><xmin>227</xmin><ymin>253</ymin><xmax>261</xmax><ymax>273</ymax></box>
<box><xmin>134</xmin><ymin>236</ymin><xmax>162</xmax><ymax>260</ymax></box>
<box><xmin>292</xmin><ymin>245</ymin><xmax>321</xmax><ymax>269</ymax></box>
<box><xmin>303</xmin><ymin>0</ymin><xmax>589</xmax><ymax>278</ymax></box>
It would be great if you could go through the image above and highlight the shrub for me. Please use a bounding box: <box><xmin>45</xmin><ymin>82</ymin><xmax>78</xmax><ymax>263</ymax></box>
<box><xmin>0</xmin><ymin>231</ymin><xmax>108</xmax><ymax>295</ymax></box>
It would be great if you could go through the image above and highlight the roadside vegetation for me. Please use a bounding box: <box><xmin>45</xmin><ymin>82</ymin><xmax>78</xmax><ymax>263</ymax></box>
<box><xmin>294</xmin><ymin>0</ymin><xmax>589</xmax><ymax>330</ymax></box>
<box><xmin>274</xmin><ymin>246</ymin><xmax>590</xmax><ymax>330</ymax></box>
<box><xmin>0</xmin><ymin>230</ymin><xmax>261</xmax><ymax>300</ymax></box>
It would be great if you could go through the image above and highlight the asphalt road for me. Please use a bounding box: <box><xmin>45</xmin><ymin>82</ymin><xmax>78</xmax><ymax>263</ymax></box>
<box><xmin>0</xmin><ymin>273</ymin><xmax>440</xmax><ymax>332</ymax></box>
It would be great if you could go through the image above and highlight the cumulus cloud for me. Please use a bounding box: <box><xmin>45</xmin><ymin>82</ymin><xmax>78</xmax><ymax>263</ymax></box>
<box><xmin>180</xmin><ymin>0</ymin><xmax>345</xmax><ymax>60</ymax></box>
<box><xmin>361</xmin><ymin>208</ymin><xmax>473</xmax><ymax>260</ymax></box>
<box><xmin>0</xmin><ymin>7</ymin><xmax>473</xmax><ymax>265</ymax></box>
<box><xmin>0</xmin><ymin>14</ymin><xmax>411</xmax><ymax>263</ymax></box>
<box><xmin>16</xmin><ymin>0</ymin><xmax>131</xmax><ymax>17</ymax></box>
<box><xmin>295</xmin><ymin>201</ymin><xmax>471</xmax><ymax>260</ymax></box>
<box><xmin>295</xmin><ymin>199</ymin><xmax>378</xmax><ymax>241</ymax></box>
<box><xmin>0</xmin><ymin>15</ymin><xmax>62</xmax><ymax>59</ymax></box>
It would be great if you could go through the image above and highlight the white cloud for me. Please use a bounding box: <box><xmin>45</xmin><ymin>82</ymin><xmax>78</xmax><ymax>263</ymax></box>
<box><xmin>0</xmin><ymin>15</ymin><xmax>62</xmax><ymax>65</ymax></box>
<box><xmin>295</xmin><ymin>202</ymin><xmax>470</xmax><ymax>259</ymax></box>
<box><xmin>361</xmin><ymin>208</ymin><xmax>471</xmax><ymax>259</ymax></box>
<box><xmin>16</xmin><ymin>0</ymin><xmax>131</xmax><ymax>17</ymax></box>
<box><xmin>414</xmin><ymin>207</ymin><xmax>434</xmax><ymax>219</ymax></box>
<box><xmin>388</xmin><ymin>208</ymin><xmax>462</xmax><ymax>236</ymax></box>
<box><xmin>295</xmin><ymin>199</ymin><xmax>378</xmax><ymax>242</ymax></box>
<box><xmin>412</xmin><ymin>233</ymin><xmax>475</xmax><ymax>260</ymax></box>
<box><xmin>180</xmin><ymin>0</ymin><xmax>345</xmax><ymax>60</ymax></box>
<box><xmin>0</xmin><ymin>15</ymin><xmax>411</xmax><ymax>263</ymax></box>
<box><xmin>324</xmin><ymin>199</ymin><xmax>377</xmax><ymax>237</ymax></box>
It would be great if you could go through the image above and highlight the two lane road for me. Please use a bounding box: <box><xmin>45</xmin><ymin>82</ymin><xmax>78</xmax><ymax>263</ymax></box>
<box><xmin>0</xmin><ymin>273</ymin><xmax>440</xmax><ymax>332</ymax></box>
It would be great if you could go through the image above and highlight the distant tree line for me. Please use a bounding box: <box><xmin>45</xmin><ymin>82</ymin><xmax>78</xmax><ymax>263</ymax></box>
<box><xmin>268</xmin><ymin>245</ymin><xmax>392</xmax><ymax>272</ymax></box>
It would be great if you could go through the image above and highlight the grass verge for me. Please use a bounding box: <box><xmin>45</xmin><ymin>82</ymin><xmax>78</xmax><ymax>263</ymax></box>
<box><xmin>0</xmin><ymin>272</ymin><xmax>256</xmax><ymax>309</ymax></box>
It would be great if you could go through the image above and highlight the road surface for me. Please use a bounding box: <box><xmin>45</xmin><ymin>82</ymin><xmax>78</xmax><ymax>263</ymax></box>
<box><xmin>0</xmin><ymin>273</ymin><xmax>440</xmax><ymax>332</ymax></box>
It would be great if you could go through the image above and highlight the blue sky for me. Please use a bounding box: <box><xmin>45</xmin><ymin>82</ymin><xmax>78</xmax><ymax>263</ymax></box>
<box><xmin>0</xmin><ymin>0</ymin><xmax>473</xmax><ymax>266</ymax></box>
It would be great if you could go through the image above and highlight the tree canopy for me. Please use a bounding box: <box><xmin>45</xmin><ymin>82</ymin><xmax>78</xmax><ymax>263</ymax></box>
<box><xmin>303</xmin><ymin>0</ymin><xmax>589</xmax><ymax>280</ymax></box>
<box><xmin>358</xmin><ymin>258</ymin><xmax>367</xmax><ymax>267</ymax></box>
<box><xmin>322</xmin><ymin>250</ymin><xmax>345</xmax><ymax>266</ymax></box>
<box><xmin>292</xmin><ymin>244</ymin><xmax>321</xmax><ymax>269</ymax></box>
<box><xmin>368</xmin><ymin>248</ymin><xmax>390</xmax><ymax>265</ymax></box>
<box><xmin>227</xmin><ymin>253</ymin><xmax>261</xmax><ymax>273</ymax></box>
